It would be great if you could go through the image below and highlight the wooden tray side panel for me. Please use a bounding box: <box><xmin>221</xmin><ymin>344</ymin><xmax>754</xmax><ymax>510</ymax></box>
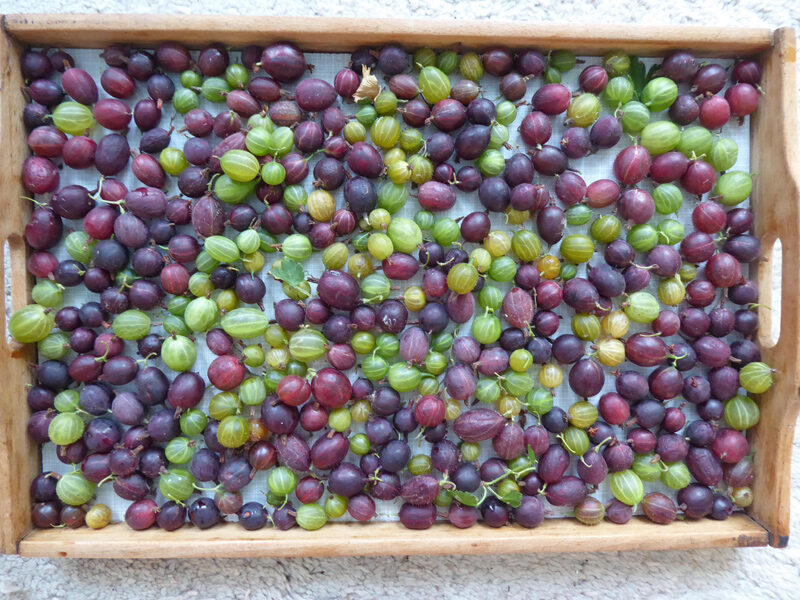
<box><xmin>0</xmin><ymin>23</ymin><xmax>38</xmax><ymax>554</ymax></box>
<box><xmin>2</xmin><ymin>15</ymin><xmax>772</xmax><ymax>56</ymax></box>
<box><xmin>747</xmin><ymin>27</ymin><xmax>800</xmax><ymax>548</ymax></box>
<box><xmin>18</xmin><ymin>516</ymin><xmax>767</xmax><ymax>559</ymax></box>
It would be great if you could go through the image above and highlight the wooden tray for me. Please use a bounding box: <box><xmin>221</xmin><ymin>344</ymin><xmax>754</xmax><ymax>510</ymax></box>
<box><xmin>0</xmin><ymin>14</ymin><xmax>797</xmax><ymax>558</ymax></box>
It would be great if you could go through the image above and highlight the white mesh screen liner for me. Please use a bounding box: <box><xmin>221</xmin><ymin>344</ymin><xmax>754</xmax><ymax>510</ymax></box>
<box><xmin>35</xmin><ymin>49</ymin><xmax>751</xmax><ymax>523</ymax></box>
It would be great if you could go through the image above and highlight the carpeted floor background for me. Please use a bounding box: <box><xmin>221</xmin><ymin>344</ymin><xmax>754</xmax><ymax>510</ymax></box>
<box><xmin>1</xmin><ymin>1</ymin><xmax>799</xmax><ymax>598</ymax></box>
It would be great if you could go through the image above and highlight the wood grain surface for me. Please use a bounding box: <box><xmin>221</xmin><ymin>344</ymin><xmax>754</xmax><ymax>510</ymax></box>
<box><xmin>0</xmin><ymin>22</ymin><xmax>39</xmax><ymax>555</ymax></box>
<box><xmin>19</xmin><ymin>515</ymin><xmax>768</xmax><ymax>558</ymax></box>
<box><xmin>746</xmin><ymin>27</ymin><xmax>800</xmax><ymax>548</ymax></box>
<box><xmin>3</xmin><ymin>14</ymin><xmax>773</xmax><ymax>56</ymax></box>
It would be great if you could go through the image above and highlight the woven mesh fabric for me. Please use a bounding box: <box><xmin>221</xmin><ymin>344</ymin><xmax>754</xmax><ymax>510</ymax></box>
<box><xmin>35</xmin><ymin>49</ymin><xmax>751</xmax><ymax>521</ymax></box>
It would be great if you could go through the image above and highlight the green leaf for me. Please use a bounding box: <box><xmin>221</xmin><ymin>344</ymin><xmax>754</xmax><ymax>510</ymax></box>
<box><xmin>498</xmin><ymin>490</ymin><xmax>523</xmax><ymax>509</ymax></box>
<box><xmin>645</xmin><ymin>63</ymin><xmax>661</xmax><ymax>84</ymax></box>
<box><xmin>630</xmin><ymin>56</ymin><xmax>646</xmax><ymax>100</ymax></box>
<box><xmin>270</xmin><ymin>258</ymin><xmax>305</xmax><ymax>287</ymax></box>
<box><xmin>527</xmin><ymin>446</ymin><xmax>537</xmax><ymax>465</ymax></box>
<box><xmin>452</xmin><ymin>490</ymin><xmax>480</xmax><ymax>507</ymax></box>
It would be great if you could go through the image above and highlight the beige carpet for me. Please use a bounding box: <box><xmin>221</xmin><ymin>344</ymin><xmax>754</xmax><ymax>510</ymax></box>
<box><xmin>1</xmin><ymin>2</ymin><xmax>799</xmax><ymax>599</ymax></box>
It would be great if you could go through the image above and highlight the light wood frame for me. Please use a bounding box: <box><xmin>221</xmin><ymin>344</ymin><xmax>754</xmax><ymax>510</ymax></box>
<box><xmin>0</xmin><ymin>14</ymin><xmax>796</xmax><ymax>557</ymax></box>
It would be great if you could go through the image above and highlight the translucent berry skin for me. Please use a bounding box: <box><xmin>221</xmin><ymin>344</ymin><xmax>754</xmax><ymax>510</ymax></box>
<box><xmin>614</xmin><ymin>145</ymin><xmax>650</xmax><ymax>186</ymax></box>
